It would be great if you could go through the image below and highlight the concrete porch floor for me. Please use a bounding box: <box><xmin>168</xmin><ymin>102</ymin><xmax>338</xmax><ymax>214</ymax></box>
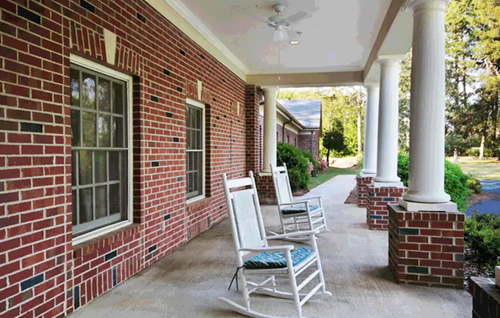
<box><xmin>69</xmin><ymin>175</ymin><xmax>471</xmax><ymax>318</ymax></box>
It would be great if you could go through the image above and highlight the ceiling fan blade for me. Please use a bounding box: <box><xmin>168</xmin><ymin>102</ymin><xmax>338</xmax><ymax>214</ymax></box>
<box><xmin>284</xmin><ymin>12</ymin><xmax>309</xmax><ymax>24</ymax></box>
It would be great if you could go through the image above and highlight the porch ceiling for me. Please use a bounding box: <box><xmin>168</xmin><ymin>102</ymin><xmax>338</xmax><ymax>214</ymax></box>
<box><xmin>153</xmin><ymin>0</ymin><xmax>413</xmax><ymax>86</ymax></box>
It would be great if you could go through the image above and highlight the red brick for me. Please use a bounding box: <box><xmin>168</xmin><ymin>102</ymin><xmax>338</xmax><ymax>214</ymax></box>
<box><xmin>7</xmin><ymin>179</ymin><xmax>31</xmax><ymax>190</ymax></box>
<box><xmin>420</xmin><ymin>244</ymin><xmax>442</xmax><ymax>252</ymax></box>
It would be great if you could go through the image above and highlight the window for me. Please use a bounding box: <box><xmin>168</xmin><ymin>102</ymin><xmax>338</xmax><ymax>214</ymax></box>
<box><xmin>186</xmin><ymin>99</ymin><xmax>205</xmax><ymax>202</ymax></box>
<box><xmin>286</xmin><ymin>135</ymin><xmax>290</xmax><ymax>144</ymax></box>
<box><xmin>70</xmin><ymin>54</ymin><xmax>133</xmax><ymax>243</ymax></box>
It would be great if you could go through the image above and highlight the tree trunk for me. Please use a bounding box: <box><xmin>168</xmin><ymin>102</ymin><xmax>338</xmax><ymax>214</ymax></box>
<box><xmin>453</xmin><ymin>148</ymin><xmax>459</xmax><ymax>164</ymax></box>
<box><xmin>326</xmin><ymin>149</ymin><xmax>330</xmax><ymax>167</ymax></box>
<box><xmin>491</xmin><ymin>95</ymin><xmax>499</xmax><ymax>158</ymax></box>
<box><xmin>480</xmin><ymin>135</ymin><xmax>486</xmax><ymax>160</ymax></box>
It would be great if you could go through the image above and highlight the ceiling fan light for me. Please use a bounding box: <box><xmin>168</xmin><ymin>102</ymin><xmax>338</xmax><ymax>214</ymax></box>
<box><xmin>289</xmin><ymin>40</ymin><xmax>300</xmax><ymax>45</ymax></box>
<box><xmin>273</xmin><ymin>26</ymin><xmax>288</xmax><ymax>42</ymax></box>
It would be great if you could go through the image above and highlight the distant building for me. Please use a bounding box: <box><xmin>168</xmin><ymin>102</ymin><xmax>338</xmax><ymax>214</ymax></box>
<box><xmin>257</xmin><ymin>99</ymin><xmax>322</xmax><ymax>170</ymax></box>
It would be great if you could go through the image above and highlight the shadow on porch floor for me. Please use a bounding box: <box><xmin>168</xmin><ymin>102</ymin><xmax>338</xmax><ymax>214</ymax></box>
<box><xmin>69</xmin><ymin>175</ymin><xmax>471</xmax><ymax>318</ymax></box>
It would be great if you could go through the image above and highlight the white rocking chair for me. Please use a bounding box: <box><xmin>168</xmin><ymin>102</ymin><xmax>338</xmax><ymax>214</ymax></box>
<box><xmin>220</xmin><ymin>171</ymin><xmax>331</xmax><ymax>318</ymax></box>
<box><xmin>270</xmin><ymin>164</ymin><xmax>329</xmax><ymax>236</ymax></box>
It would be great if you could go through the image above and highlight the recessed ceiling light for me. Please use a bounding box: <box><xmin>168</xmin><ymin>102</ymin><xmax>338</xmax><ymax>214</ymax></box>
<box><xmin>289</xmin><ymin>40</ymin><xmax>300</xmax><ymax>45</ymax></box>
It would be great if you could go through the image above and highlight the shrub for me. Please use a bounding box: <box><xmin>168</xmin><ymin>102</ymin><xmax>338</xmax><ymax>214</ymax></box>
<box><xmin>466</xmin><ymin>148</ymin><xmax>480</xmax><ymax>157</ymax></box>
<box><xmin>317</xmin><ymin>158</ymin><xmax>328</xmax><ymax>172</ymax></box>
<box><xmin>277</xmin><ymin>143</ymin><xmax>310</xmax><ymax>191</ymax></box>
<box><xmin>299</xmin><ymin>149</ymin><xmax>318</xmax><ymax>177</ymax></box>
<box><xmin>465</xmin><ymin>212</ymin><xmax>500</xmax><ymax>269</ymax></box>
<box><xmin>468</xmin><ymin>177</ymin><xmax>482</xmax><ymax>194</ymax></box>
<box><xmin>397</xmin><ymin>154</ymin><xmax>470</xmax><ymax>211</ymax></box>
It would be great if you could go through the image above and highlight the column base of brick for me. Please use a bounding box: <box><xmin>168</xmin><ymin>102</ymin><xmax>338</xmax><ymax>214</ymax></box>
<box><xmin>255</xmin><ymin>175</ymin><xmax>277</xmax><ymax>205</ymax></box>
<box><xmin>388</xmin><ymin>204</ymin><xmax>465</xmax><ymax>289</ymax></box>
<box><xmin>469</xmin><ymin>277</ymin><xmax>500</xmax><ymax>317</ymax></box>
<box><xmin>356</xmin><ymin>176</ymin><xmax>373</xmax><ymax>208</ymax></box>
<box><xmin>367</xmin><ymin>184</ymin><xmax>406</xmax><ymax>230</ymax></box>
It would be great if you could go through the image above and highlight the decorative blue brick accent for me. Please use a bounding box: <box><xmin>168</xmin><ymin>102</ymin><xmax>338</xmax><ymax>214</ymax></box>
<box><xmin>368</xmin><ymin>192</ymin><xmax>375</xmax><ymax>197</ymax></box>
<box><xmin>370</xmin><ymin>215</ymin><xmax>382</xmax><ymax>220</ymax></box>
<box><xmin>164</xmin><ymin>214</ymin><xmax>171</xmax><ymax>221</ymax></box>
<box><xmin>148</xmin><ymin>245</ymin><xmax>157</xmax><ymax>253</ymax></box>
<box><xmin>383</xmin><ymin>197</ymin><xmax>396</xmax><ymax>202</ymax></box>
<box><xmin>74</xmin><ymin>285</ymin><xmax>80</xmax><ymax>309</ymax></box>
<box><xmin>21</xmin><ymin>273</ymin><xmax>44</xmax><ymax>291</ymax></box>
<box><xmin>399</xmin><ymin>228</ymin><xmax>420</xmax><ymax>235</ymax></box>
<box><xmin>105</xmin><ymin>250</ymin><xmax>117</xmax><ymax>262</ymax></box>
<box><xmin>408</xmin><ymin>266</ymin><xmax>429</xmax><ymax>274</ymax></box>
<box><xmin>112</xmin><ymin>267</ymin><xmax>117</xmax><ymax>286</ymax></box>
<box><xmin>455</xmin><ymin>254</ymin><xmax>464</xmax><ymax>261</ymax></box>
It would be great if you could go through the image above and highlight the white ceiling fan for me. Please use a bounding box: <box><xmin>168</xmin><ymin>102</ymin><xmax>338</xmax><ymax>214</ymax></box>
<box><xmin>266</xmin><ymin>4</ymin><xmax>307</xmax><ymax>42</ymax></box>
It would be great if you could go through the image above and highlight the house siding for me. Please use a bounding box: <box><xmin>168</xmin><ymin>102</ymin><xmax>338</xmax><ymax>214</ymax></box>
<box><xmin>0</xmin><ymin>0</ymin><xmax>247</xmax><ymax>317</ymax></box>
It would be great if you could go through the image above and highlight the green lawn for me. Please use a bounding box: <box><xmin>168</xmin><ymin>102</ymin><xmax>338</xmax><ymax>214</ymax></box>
<box><xmin>308</xmin><ymin>167</ymin><xmax>360</xmax><ymax>189</ymax></box>
<box><xmin>455</xmin><ymin>157</ymin><xmax>500</xmax><ymax>180</ymax></box>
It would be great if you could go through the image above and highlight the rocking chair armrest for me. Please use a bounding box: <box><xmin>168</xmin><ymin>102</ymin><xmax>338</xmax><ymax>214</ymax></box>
<box><xmin>239</xmin><ymin>245</ymin><xmax>294</xmax><ymax>253</ymax></box>
<box><xmin>299</xmin><ymin>195</ymin><xmax>323</xmax><ymax>202</ymax></box>
<box><xmin>267</xmin><ymin>229</ymin><xmax>320</xmax><ymax>240</ymax></box>
<box><xmin>279</xmin><ymin>200</ymin><xmax>310</xmax><ymax>207</ymax></box>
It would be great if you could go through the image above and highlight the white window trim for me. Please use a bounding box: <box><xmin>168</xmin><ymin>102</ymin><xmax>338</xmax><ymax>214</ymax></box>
<box><xmin>186</xmin><ymin>98</ymin><xmax>206</xmax><ymax>205</ymax></box>
<box><xmin>70</xmin><ymin>54</ymin><xmax>134</xmax><ymax>246</ymax></box>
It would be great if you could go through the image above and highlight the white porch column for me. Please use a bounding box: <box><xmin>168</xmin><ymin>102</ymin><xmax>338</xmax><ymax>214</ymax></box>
<box><xmin>402</xmin><ymin>0</ymin><xmax>453</xmax><ymax>208</ymax></box>
<box><xmin>262</xmin><ymin>86</ymin><xmax>278</xmax><ymax>173</ymax></box>
<box><xmin>374</xmin><ymin>56</ymin><xmax>403</xmax><ymax>185</ymax></box>
<box><xmin>361</xmin><ymin>83</ymin><xmax>380</xmax><ymax>176</ymax></box>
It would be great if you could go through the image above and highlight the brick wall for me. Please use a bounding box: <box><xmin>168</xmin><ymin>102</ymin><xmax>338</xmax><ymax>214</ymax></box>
<box><xmin>469</xmin><ymin>277</ymin><xmax>500</xmax><ymax>318</ymax></box>
<box><xmin>356</xmin><ymin>176</ymin><xmax>372</xmax><ymax>208</ymax></box>
<box><xmin>276</xmin><ymin>124</ymin><xmax>298</xmax><ymax>147</ymax></box>
<box><xmin>0</xmin><ymin>0</ymin><xmax>248</xmax><ymax>317</ymax></box>
<box><xmin>298</xmin><ymin>130</ymin><xmax>320</xmax><ymax>158</ymax></box>
<box><xmin>366</xmin><ymin>185</ymin><xmax>406</xmax><ymax>230</ymax></box>
<box><xmin>245</xmin><ymin>86</ymin><xmax>261</xmax><ymax>174</ymax></box>
<box><xmin>388</xmin><ymin>205</ymin><xmax>465</xmax><ymax>289</ymax></box>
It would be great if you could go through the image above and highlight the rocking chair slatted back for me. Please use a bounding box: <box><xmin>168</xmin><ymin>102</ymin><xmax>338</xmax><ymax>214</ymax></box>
<box><xmin>222</xmin><ymin>172</ymin><xmax>267</xmax><ymax>262</ymax></box>
<box><xmin>271</xmin><ymin>164</ymin><xmax>294</xmax><ymax>205</ymax></box>
<box><xmin>232</xmin><ymin>189</ymin><xmax>264</xmax><ymax>249</ymax></box>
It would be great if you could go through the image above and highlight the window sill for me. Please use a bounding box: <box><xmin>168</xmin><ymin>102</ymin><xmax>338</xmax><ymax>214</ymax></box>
<box><xmin>72</xmin><ymin>222</ymin><xmax>139</xmax><ymax>250</ymax></box>
<box><xmin>186</xmin><ymin>195</ymin><xmax>206</xmax><ymax>206</ymax></box>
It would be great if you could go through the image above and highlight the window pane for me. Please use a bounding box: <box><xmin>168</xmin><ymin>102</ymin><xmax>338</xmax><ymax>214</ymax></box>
<box><xmin>71</xmin><ymin>69</ymin><xmax>80</xmax><ymax>106</ymax></box>
<box><xmin>195</xmin><ymin>108</ymin><xmax>201</xmax><ymax>129</ymax></box>
<box><xmin>79</xmin><ymin>188</ymin><xmax>93</xmax><ymax>223</ymax></box>
<box><xmin>98</xmin><ymin>114</ymin><xmax>110</xmax><ymax>147</ymax></box>
<box><xmin>187</xmin><ymin>173</ymin><xmax>193</xmax><ymax>193</ymax></box>
<box><xmin>82</xmin><ymin>112</ymin><xmax>96</xmax><ymax>147</ymax></box>
<box><xmin>71</xmin><ymin>109</ymin><xmax>80</xmax><ymax>147</ymax></box>
<box><xmin>112</xmin><ymin>117</ymin><xmax>123</xmax><ymax>148</ymax></box>
<box><xmin>72</xmin><ymin>190</ymin><xmax>78</xmax><ymax>225</ymax></box>
<box><xmin>120</xmin><ymin>152</ymin><xmax>128</xmax><ymax>219</ymax></box>
<box><xmin>113</xmin><ymin>82</ymin><xmax>123</xmax><ymax>114</ymax></box>
<box><xmin>95</xmin><ymin>186</ymin><xmax>107</xmax><ymax>219</ymax></box>
<box><xmin>72</xmin><ymin>151</ymin><xmax>77</xmax><ymax>186</ymax></box>
<box><xmin>110</xmin><ymin>183</ymin><xmax>120</xmax><ymax>215</ymax></box>
<box><xmin>79</xmin><ymin>150</ymin><xmax>92</xmax><ymax>185</ymax></box>
<box><xmin>95</xmin><ymin>151</ymin><xmax>106</xmax><ymax>183</ymax></box>
<box><xmin>109</xmin><ymin>151</ymin><xmax>119</xmax><ymax>181</ymax></box>
<box><xmin>98</xmin><ymin>78</ymin><xmax>111</xmax><ymax>112</ymax></box>
<box><xmin>82</xmin><ymin>73</ymin><xmax>96</xmax><ymax>109</ymax></box>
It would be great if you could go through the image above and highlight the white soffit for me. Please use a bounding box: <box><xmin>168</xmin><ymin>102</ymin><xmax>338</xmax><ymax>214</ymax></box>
<box><xmin>364</xmin><ymin>10</ymin><xmax>413</xmax><ymax>83</ymax></box>
<box><xmin>167</xmin><ymin>0</ymin><xmax>393</xmax><ymax>75</ymax></box>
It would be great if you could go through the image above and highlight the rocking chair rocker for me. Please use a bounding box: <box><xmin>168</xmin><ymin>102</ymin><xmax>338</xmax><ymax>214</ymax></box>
<box><xmin>270</xmin><ymin>164</ymin><xmax>329</xmax><ymax>236</ymax></box>
<box><xmin>219</xmin><ymin>171</ymin><xmax>331</xmax><ymax>318</ymax></box>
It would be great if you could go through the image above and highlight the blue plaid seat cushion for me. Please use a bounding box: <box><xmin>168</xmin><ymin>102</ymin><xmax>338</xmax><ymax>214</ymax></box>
<box><xmin>281</xmin><ymin>204</ymin><xmax>319</xmax><ymax>215</ymax></box>
<box><xmin>244</xmin><ymin>247</ymin><xmax>313</xmax><ymax>269</ymax></box>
